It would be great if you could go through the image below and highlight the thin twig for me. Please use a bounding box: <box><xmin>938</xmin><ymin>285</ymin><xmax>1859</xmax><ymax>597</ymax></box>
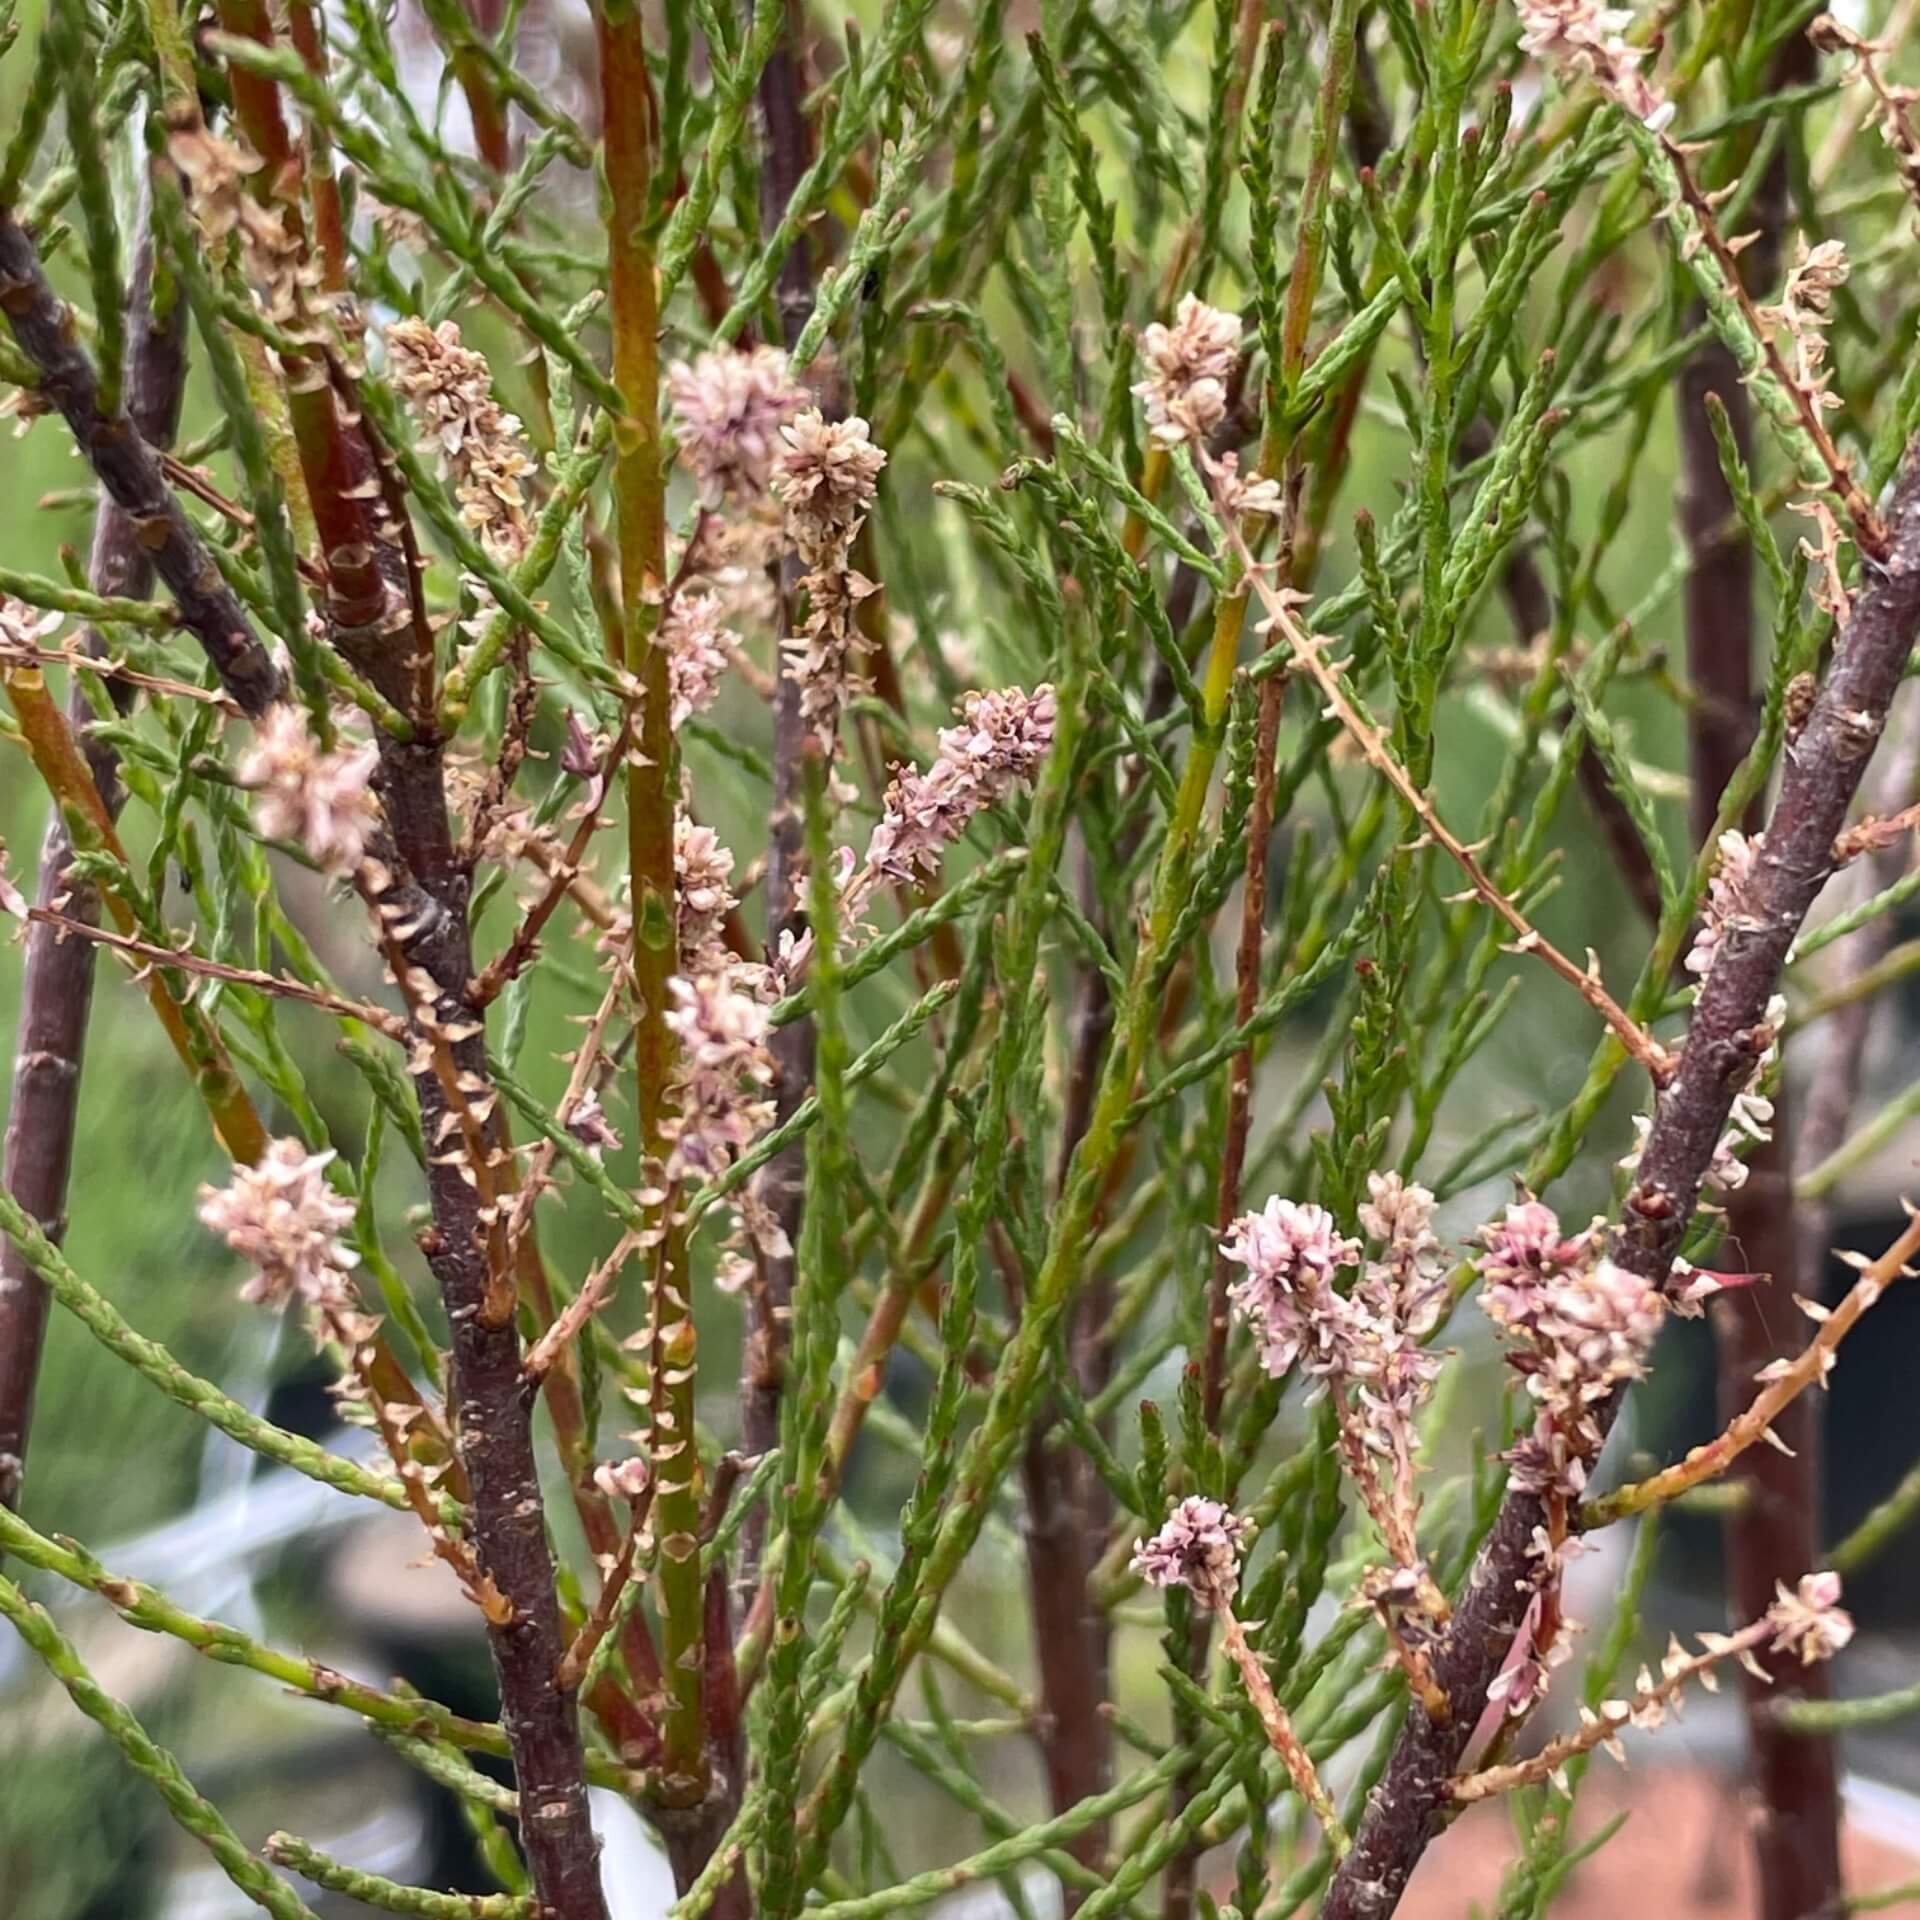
<box><xmin>156</xmin><ymin>450</ymin><xmax>329</xmax><ymax>588</ymax></box>
<box><xmin>468</xmin><ymin>715</ymin><xmax>632</xmax><ymax>1006</ymax></box>
<box><xmin>1449</xmin><ymin>1615</ymin><xmax>1775</xmax><ymax>1802</ymax></box>
<box><xmin>1212</xmin><ymin>1591</ymin><xmax>1349</xmax><ymax>1855</ymax></box>
<box><xmin>523</xmin><ymin>1231</ymin><xmax>643</xmax><ymax>1386</ymax></box>
<box><xmin>1659</xmin><ymin>132</ymin><xmax>1884</xmax><ymax>554</ymax></box>
<box><xmin>1223</xmin><ymin>525</ymin><xmax>1674</xmax><ymax>1081</ymax></box>
<box><xmin>559</xmin><ymin>1489</ymin><xmax>651</xmax><ymax>1692</ymax></box>
<box><xmin>1583</xmin><ymin>1208</ymin><xmax>1920</xmax><ymax>1526</ymax></box>
<box><xmin>0</xmin><ymin>641</ymin><xmax>242</xmax><ymax>710</ymax></box>
<box><xmin>13</xmin><ymin>906</ymin><xmax>407</xmax><ymax>1035</ymax></box>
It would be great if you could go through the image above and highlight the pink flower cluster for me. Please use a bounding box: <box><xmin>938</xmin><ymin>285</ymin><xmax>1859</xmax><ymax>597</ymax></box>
<box><xmin>663</xmin><ymin>972</ymin><xmax>776</xmax><ymax>1189</ymax></box>
<box><xmin>663</xmin><ymin>962</ymin><xmax>786</xmax><ymax>1295</ymax></box>
<box><xmin>1224</xmin><ymin>1180</ymin><xmax>1451</xmax><ymax>1620</ymax></box>
<box><xmin>1219</xmin><ymin>1196</ymin><xmax>1363</xmax><ymax>1384</ymax></box>
<box><xmin>675</xmin><ymin>816</ymin><xmax>740</xmax><ymax>976</ymax></box>
<box><xmin>1514</xmin><ymin>0</ymin><xmax>1672</xmax><ymax>130</ymax></box>
<box><xmin>1684</xmin><ymin>829</ymin><xmax>1762</xmax><ymax>979</ymax></box>
<box><xmin>1349</xmin><ymin>1178</ymin><xmax>1448</xmax><ymax>1490</ymax></box>
<box><xmin>1476</xmin><ymin>1200</ymin><xmax>1665</xmax><ymax>1499</ymax></box>
<box><xmin>864</xmin><ymin>684</ymin><xmax>1058</xmax><ymax>890</ymax></box>
<box><xmin>238</xmin><ymin>705</ymin><xmax>381</xmax><ymax>875</ymax></box>
<box><xmin>1475</xmin><ymin>1200</ymin><xmax>1598</xmax><ymax>1320</ymax></box>
<box><xmin>662</xmin><ymin>589</ymin><xmax>735</xmax><ymax>733</ymax></box>
<box><xmin>772</xmin><ymin>409</ymin><xmax>889</xmax><ymax>564</ymax></box>
<box><xmin>1133</xmin><ymin>295</ymin><xmax>1297</xmax><ymax>532</ymax></box>
<box><xmin>198</xmin><ymin>1139</ymin><xmax>359</xmax><ymax>1313</ymax></box>
<box><xmin>385</xmin><ymin>317</ymin><xmax>535</xmax><ymax>568</ymax></box>
<box><xmin>1131</xmin><ymin>1495</ymin><xmax>1251</xmax><ymax>1608</ymax></box>
<box><xmin>771</xmin><ymin>411</ymin><xmax>889</xmax><ymax>747</ymax></box>
<box><xmin>1767</xmin><ymin>1570</ymin><xmax>1855</xmax><ymax>1665</ymax></box>
<box><xmin>1133</xmin><ymin>294</ymin><xmax>1243</xmax><ymax>447</ymax></box>
<box><xmin>667</xmin><ymin>345</ymin><xmax>806</xmax><ymax>503</ymax></box>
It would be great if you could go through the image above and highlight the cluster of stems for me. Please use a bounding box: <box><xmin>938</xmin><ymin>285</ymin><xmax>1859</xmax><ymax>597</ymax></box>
<box><xmin>5</xmin><ymin>3</ymin><xmax>1920</xmax><ymax>1919</ymax></box>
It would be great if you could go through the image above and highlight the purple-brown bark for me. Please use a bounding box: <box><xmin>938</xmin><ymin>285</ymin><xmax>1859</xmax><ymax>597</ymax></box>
<box><xmin>0</xmin><ymin>205</ymin><xmax>186</xmax><ymax>1517</ymax></box>
<box><xmin>1020</xmin><ymin>845</ymin><xmax>1119</xmax><ymax>1907</ymax></box>
<box><xmin>375</xmin><ymin>746</ymin><xmax>611</xmax><ymax>1920</ymax></box>
<box><xmin>740</xmin><ymin>0</ymin><xmax>817</xmax><ymax>1600</ymax></box>
<box><xmin>2</xmin><ymin>188</ymin><xmax>610</xmax><ymax>1918</ymax></box>
<box><xmin>1320</xmin><ymin>437</ymin><xmax>1920</xmax><ymax>1920</ymax></box>
<box><xmin>321</xmin><ymin>376</ymin><xmax>610</xmax><ymax>1916</ymax></box>
<box><xmin>1680</xmin><ymin>325</ymin><xmax>1842</xmax><ymax>1920</ymax></box>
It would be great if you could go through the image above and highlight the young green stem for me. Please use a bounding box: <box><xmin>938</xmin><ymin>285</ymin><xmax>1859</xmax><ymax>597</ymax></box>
<box><xmin>0</xmin><ymin>1570</ymin><xmax>319</xmax><ymax>1920</ymax></box>
<box><xmin>596</xmin><ymin>0</ymin><xmax>707</xmax><ymax>1817</ymax></box>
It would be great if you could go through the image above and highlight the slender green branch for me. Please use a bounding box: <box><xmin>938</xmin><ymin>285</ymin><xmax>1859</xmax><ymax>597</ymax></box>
<box><xmin>0</xmin><ymin>1571</ymin><xmax>320</xmax><ymax>1920</ymax></box>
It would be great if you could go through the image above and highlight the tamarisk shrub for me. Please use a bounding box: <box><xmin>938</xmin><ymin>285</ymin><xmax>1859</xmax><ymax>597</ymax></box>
<box><xmin>5</xmin><ymin>3</ymin><xmax>1920</xmax><ymax>1918</ymax></box>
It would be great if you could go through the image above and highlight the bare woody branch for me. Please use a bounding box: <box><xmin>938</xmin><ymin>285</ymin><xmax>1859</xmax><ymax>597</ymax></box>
<box><xmin>1320</xmin><ymin>437</ymin><xmax>1920</xmax><ymax>1920</ymax></box>
<box><xmin>0</xmin><ymin>210</ymin><xmax>284</xmax><ymax>716</ymax></box>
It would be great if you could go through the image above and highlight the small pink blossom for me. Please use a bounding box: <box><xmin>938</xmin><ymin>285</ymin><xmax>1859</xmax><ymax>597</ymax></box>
<box><xmin>662</xmin><ymin>588</ymin><xmax>734</xmax><ymax>731</ymax></box>
<box><xmin>1514</xmin><ymin>0</ymin><xmax>1671</xmax><ymax>128</ymax></box>
<box><xmin>663</xmin><ymin>972</ymin><xmax>775</xmax><ymax>1185</ymax></box>
<box><xmin>1133</xmin><ymin>294</ymin><xmax>1242</xmax><ymax>447</ymax></box>
<box><xmin>238</xmin><ymin>705</ymin><xmax>381</xmax><ymax>875</ymax></box>
<box><xmin>1132</xmin><ymin>1496</ymin><xmax>1251</xmax><ymax>1607</ymax></box>
<box><xmin>1209</xmin><ymin>450</ymin><xmax>1285</xmax><ymax>521</ymax></box>
<box><xmin>1356</xmin><ymin>1174</ymin><xmax>1446</xmax><ymax>1338</ymax></box>
<box><xmin>675</xmin><ymin>815</ymin><xmax>739</xmax><ymax>975</ymax></box>
<box><xmin>1762</xmin><ymin>239</ymin><xmax>1849</xmax><ymax>417</ymax></box>
<box><xmin>198</xmin><ymin>1139</ymin><xmax>358</xmax><ymax>1311</ymax></box>
<box><xmin>773</xmin><ymin>410</ymin><xmax>888</xmax><ymax>563</ymax></box>
<box><xmin>1477</xmin><ymin>1202</ymin><xmax>1665</xmax><ymax>1500</ymax></box>
<box><xmin>667</xmin><ymin>346</ymin><xmax>805</xmax><ymax>502</ymax></box>
<box><xmin>385</xmin><ymin>317</ymin><xmax>534</xmax><ymax>567</ymax></box>
<box><xmin>1685</xmin><ymin>830</ymin><xmax>1763</xmax><ymax>979</ymax></box>
<box><xmin>1476</xmin><ymin>1200</ymin><xmax>1595</xmax><ymax>1318</ymax></box>
<box><xmin>564</xmin><ymin>1090</ymin><xmax>621</xmax><ymax>1162</ymax></box>
<box><xmin>1219</xmin><ymin>1196</ymin><xmax>1364</xmax><ymax>1383</ymax></box>
<box><xmin>770</xmin><ymin>411</ymin><xmax>888</xmax><ymax>746</ymax></box>
<box><xmin>593</xmin><ymin>1455</ymin><xmax>652</xmax><ymax>1503</ymax></box>
<box><xmin>0</xmin><ymin>595</ymin><xmax>63</xmax><ymax>650</ymax></box>
<box><xmin>1768</xmin><ymin>1571</ymin><xmax>1854</xmax><ymax>1665</ymax></box>
<box><xmin>1668</xmin><ymin>1260</ymin><xmax>1763</xmax><ymax>1318</ymax></box>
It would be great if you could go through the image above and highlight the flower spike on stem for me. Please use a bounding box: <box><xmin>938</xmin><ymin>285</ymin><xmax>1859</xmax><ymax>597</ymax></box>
<box><xmin>1133</xmin><ymin>1498</ymin><xmax>1350</xmax><ymax>1855</ymax></box>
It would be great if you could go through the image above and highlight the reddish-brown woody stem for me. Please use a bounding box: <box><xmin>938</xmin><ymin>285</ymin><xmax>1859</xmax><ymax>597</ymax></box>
<box><xmin>1320</xmin><ymin>439</ymin><xmax>1920</xmax><ymax>1920</ymax></box>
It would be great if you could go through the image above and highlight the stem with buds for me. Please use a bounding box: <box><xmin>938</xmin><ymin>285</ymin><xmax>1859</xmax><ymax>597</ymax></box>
<box><xmin>1322</xmin><ymin>437</ymin><xmax>1920</xmax><ymax>1920</ymax></box>
<box><xmin>596</xmin><ymin>0</ymin><xmax>712</xmax><ymax>1852</ymax></box>
<box><xmin>1211</xmin><ymin>1588</ymin><xmax>1351</xmax><ymax>1856</ymax></box>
